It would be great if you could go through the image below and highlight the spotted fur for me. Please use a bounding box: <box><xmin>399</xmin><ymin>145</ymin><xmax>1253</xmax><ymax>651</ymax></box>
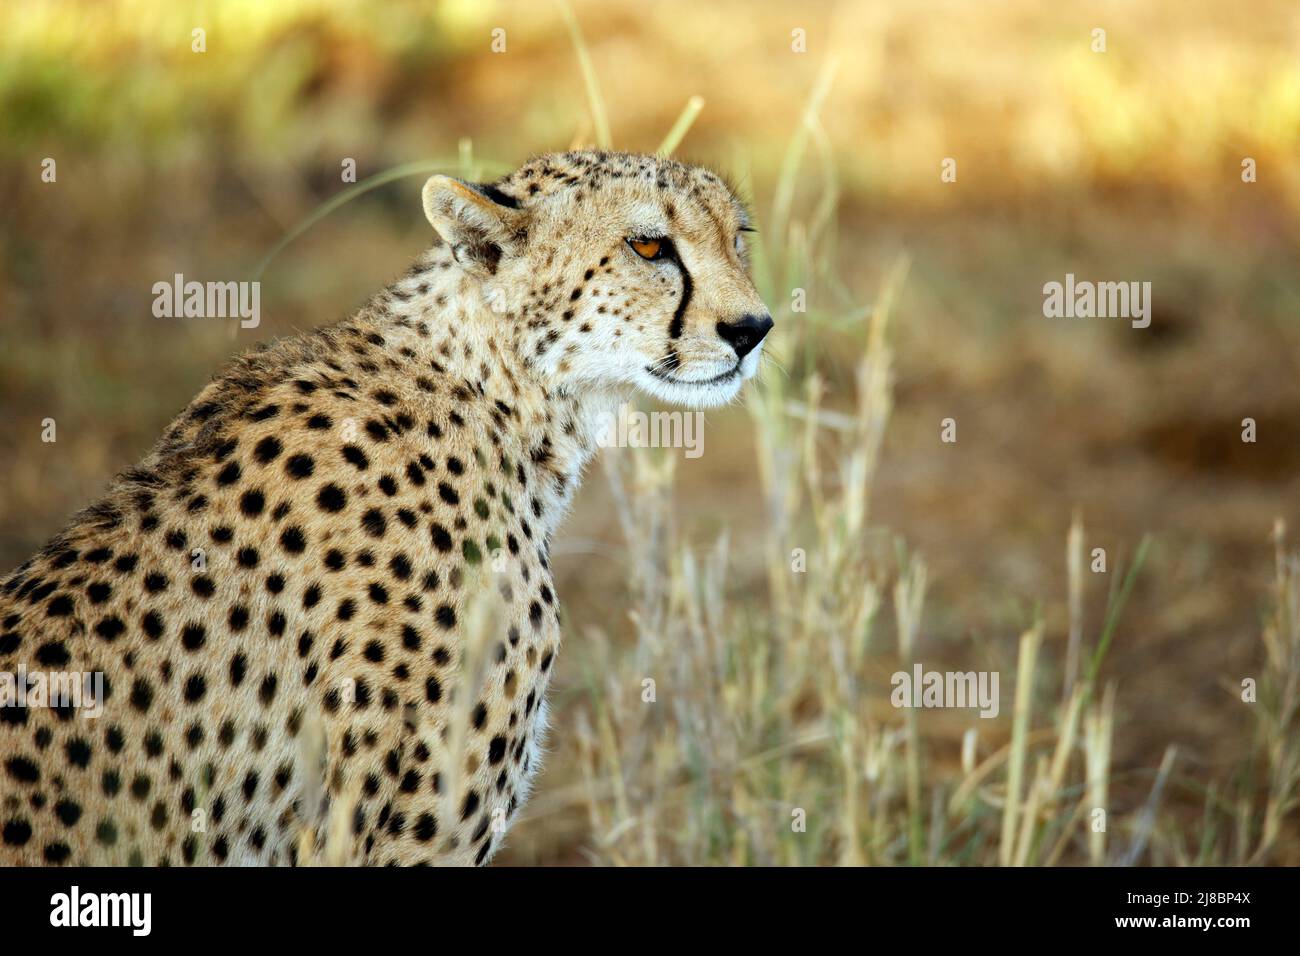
<box><xmin>0</xmin><ymin>150</ymin><xmax>771</xmax><ymax>866</ymax></box>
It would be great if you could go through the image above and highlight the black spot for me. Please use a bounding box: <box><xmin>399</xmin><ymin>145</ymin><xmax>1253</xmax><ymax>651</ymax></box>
<box><xmin>285</xmin><ymin>454</ymin><xmax>315</xmax><ymax>479</ymax></box>
<box><xmin>342</xmin><ymin>445</ymin><xmax>369</xmax><ymax>470</ymax></box>
<box><xmin>95</xmin><ymin>820</ymin><xmax>117</xmax><ymax>846</ymax></box>
<box><xmin>280</xmin><ymin>527</ymin><xmax>307</xmax><ymax>554</ymax></box>
<box><xmin>181</xmin><ymin>623</ymin><xmax>206</xmax><ymax>651</ymax></box>
<box><xmin>430</xmin><ymin>524</ymin><xmax>453</xmax><ymax>552</ymax></box>
<box><xmin>316</xmin><ymin>484</ymin><xmax>347</xmax><ymax>512</ymax></box>
<box><xmin>253</xmin><ymin>436</ymin><xmax>283</xmax><ymax>464</ymax></box>
<box><xmin>95</xmin><ymin>616</ymin><xmax>125</xmax><ymax>641</ymax></box>
<box><xmin>239</xmin><ymin>490</ymin><xmax>265</xmax><ymax>517</ymax></box>
<box><xmin>5</xmin><ymin>757</ymin><xmax>40</xmax><ymax>784</ymax></box>
<box><xmin>3</xmin><ymin>820</ymin><xmax>33</xmax><ymax>846</ymax></box>
<box><xmin>36</xmin><ymin>641</ymin><xmax>70</xmax><ymax>666</ymax></box>
<box><xmin>142</xmin><ymin>611</ymin><xmax>164</xmax><ymax>640</ymax></box>
<box><xmin>65</xmin><ymin>738</ymin><xmax>91</xmax><ymax>768</ymax></box>
<box><xmin>130</xmin><ymin>679</ymin><xmax>154</xmax><ymax>713</ymax></box>
<box><xmin>184</xmin><ymin>674</ymin><xmax>207</xmax><ymax>702</ymax></box>
<box><xmin>461</xmin><ymin>791</ymin><xmax>480</xmax><ymax>820</ymax></box>
<box><xmin>54</xmin><ymin>799</ymin><xmax>82</xmax><ymax>826</ymax></box>
<box><xmin>361</xmin><ymin>509</ymin><xmax>386</xmax><ymax>538</ymax></box>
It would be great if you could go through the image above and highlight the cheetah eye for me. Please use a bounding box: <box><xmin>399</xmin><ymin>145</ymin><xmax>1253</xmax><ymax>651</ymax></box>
<box><xmin>627</xmin><ymin>237</ymin><xmax>664</xmax><ymax>260</ymax></box>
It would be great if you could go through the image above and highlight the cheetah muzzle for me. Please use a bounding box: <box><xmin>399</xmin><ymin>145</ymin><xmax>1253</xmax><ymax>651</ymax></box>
<box><xmin>0</xmin><ymin>150</ymin><xmax>772</xmax><ymax>866</ymax></box>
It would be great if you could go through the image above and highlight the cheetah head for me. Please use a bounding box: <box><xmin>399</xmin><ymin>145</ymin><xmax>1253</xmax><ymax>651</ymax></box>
<box><xmin>422</xmin><ymin>151</ymin><xmax>772</xmax><ymax>408</ymax></box>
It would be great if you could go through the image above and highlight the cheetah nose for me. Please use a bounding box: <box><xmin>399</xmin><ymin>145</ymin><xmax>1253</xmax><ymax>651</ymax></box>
<box><xmin>716</xmin><ymin>313</ymin><xmax>773</xmax><ymax>361</ymax></box>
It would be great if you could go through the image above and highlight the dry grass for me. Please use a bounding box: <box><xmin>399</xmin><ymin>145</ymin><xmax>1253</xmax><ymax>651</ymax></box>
<box><xmin>498</xmin><ymin>46</ymin><xmax>1300</xmax><ymax>865</ymax></box>
<box><xmin>506</xmin><ymin>248</ymin><xmax>1300</xmax><ymax>864</ymax></box>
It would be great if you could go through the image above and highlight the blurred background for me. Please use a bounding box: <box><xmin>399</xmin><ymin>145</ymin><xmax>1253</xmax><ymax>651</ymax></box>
<box><xmin>2</xmin><ymin>0</ymin><xmax>1299</xmax><ymax>864</ymax></box>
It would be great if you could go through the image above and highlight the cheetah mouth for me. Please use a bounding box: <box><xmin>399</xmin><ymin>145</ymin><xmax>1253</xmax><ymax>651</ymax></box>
<box><xmin>643</xmin><ymin>363</ymin><xmax>742</xmax><ymax>387</ymax></box>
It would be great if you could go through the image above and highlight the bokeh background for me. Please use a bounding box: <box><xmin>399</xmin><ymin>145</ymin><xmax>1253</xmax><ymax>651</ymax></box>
<box><xmin>2</xmin><ymin>0</ymin><xmax>1299</xmax><ymax>864</ymax></box>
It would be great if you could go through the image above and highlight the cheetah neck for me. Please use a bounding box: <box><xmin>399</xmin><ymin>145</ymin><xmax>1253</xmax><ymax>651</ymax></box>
<box><xmin>369</xmin><ymin>247</ymin><xmax>624</xmax><ymax>542</ymax></box>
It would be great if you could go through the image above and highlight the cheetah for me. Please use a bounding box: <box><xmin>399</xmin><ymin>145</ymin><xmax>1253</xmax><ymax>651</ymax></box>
<box><xmin>0</xmin><ymin>150</ymin><xmax>772</xmax><ymax>866</ymax></box>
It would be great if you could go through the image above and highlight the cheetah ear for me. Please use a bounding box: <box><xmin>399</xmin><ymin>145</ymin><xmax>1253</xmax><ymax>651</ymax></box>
<box><xmin>421</xmin><ymin>175</ymin><xmax>527</xmax><ymax>277</ymax></box>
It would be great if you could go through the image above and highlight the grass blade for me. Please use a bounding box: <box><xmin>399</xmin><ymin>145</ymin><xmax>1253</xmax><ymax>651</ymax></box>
<box><xmin>558</xmin><ymin>0</ymin><xmax>611</xmax><ymax>148</ymax></box>
<box><xmin>657</xmin><ymin>95</ymin><xmax>705</xmax><ymax>156</ymax></box>
<box><xmin>253</xmin><ymin>158</ymin><xmax>511</xmax><ymax>280</ymax></box>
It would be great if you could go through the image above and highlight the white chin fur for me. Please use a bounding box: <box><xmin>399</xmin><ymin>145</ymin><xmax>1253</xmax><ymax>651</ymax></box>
<box><xmin>637</xmin><ymin>372</ymin><xmax>743</xmax><ymax>408</ymax></box>
<box><xmin>635</xmin><ymin>345</ymin><xmax>761</xmax><ymax>409</ymax></box>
